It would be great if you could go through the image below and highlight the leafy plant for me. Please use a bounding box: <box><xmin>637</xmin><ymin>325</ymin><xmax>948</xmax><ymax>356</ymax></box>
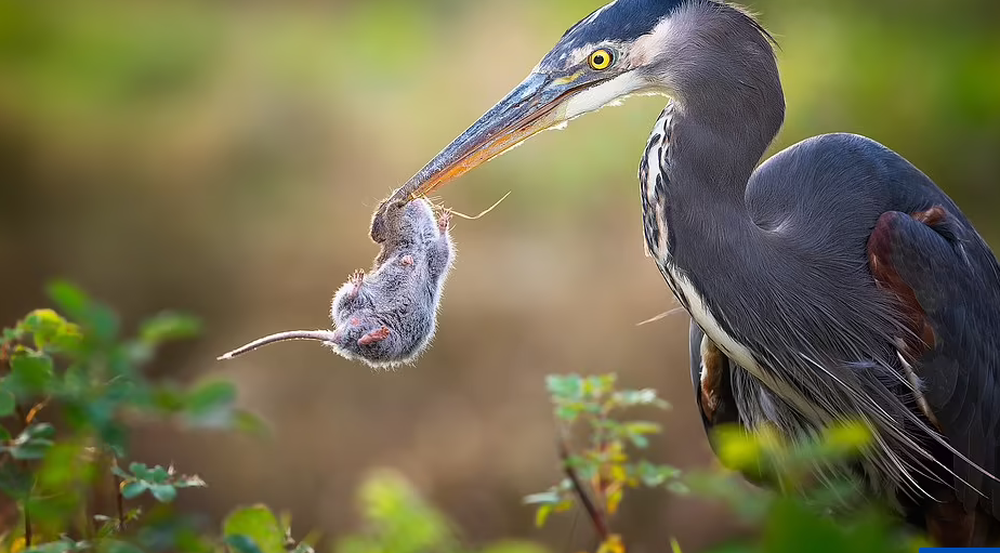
<box><xmin>0</xmin><ymin>281</ymin><xmax>262</xmax><ymax>553</ymax></box>
<box><xmin>528</xmin><ymin>373</ymin><xmax>929</xmax><ymax>553</ymax></box>
<box><xmin>525</xmin><ymin>374</ymin><xmax>680</xmax><ymax>553</ymax></box>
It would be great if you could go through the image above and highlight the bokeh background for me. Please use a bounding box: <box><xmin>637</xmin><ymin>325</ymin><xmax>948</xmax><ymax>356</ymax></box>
<box><xmin>1</xmin><ymin>0</ymin><xmax>998</xmax><ymax>551</ymax></box>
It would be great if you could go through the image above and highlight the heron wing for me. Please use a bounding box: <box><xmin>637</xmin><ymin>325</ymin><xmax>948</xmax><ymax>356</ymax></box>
<box><xmin>869</xmin><ymin>208</ymin><xmax>1000</xmax><ymax>516</ymax></box>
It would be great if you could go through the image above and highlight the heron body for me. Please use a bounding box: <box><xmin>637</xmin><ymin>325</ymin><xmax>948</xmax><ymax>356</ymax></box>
<box><xmin>374</xmin><ymin>0</ymin><xmax>1000</xmax><ymax>545</ymax></box>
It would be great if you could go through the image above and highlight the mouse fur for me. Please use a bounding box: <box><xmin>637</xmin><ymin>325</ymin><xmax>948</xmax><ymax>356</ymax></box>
<box><xmin>217</xmin><ymin>197</ymin><xmax>454</xmax><ymax>369</ymax></box>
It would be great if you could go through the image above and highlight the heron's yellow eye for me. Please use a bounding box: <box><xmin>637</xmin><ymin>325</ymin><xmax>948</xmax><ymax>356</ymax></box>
<box><xmin>588</xmin><ymin>49</ymin><xmax>613</xmax><ymax>70</ymax></box>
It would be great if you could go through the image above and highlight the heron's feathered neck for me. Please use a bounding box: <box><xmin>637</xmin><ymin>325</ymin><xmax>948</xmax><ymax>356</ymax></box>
<box><xmin>636</xmin><ymin>0</ymin><xmax>785</xmax><ymax>160</ymax></box>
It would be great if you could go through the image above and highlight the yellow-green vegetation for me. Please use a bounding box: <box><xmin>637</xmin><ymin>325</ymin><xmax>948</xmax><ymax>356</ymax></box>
<box><xmin>0</xmin><ymin>285</ymin><xmax>937</xmax><ymax>552</ymax></box>
<box><xmin>526</xmin><ymin>373</ymin><xmax>930</xmax><ymax>553</ymax></box>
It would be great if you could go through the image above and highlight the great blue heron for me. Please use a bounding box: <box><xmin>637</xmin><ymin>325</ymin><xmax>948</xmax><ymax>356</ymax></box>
<box><xmin>372</xmin><ymin>0</ymin><xmax>1000</xmax><ymax>545</ymax></box>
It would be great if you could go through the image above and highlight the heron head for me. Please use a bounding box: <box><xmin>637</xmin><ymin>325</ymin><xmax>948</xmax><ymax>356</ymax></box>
<box><xmin>375</xmin><ymin>0</ymin><xmax>777</xmax><ymax>215</ymax></box>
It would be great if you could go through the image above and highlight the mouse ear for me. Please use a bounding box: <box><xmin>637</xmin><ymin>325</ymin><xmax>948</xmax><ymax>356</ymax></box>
<box><xmin>358</xmin><ymin>326</ymin><xmax>391</xmax><ymax>346</ymax></box>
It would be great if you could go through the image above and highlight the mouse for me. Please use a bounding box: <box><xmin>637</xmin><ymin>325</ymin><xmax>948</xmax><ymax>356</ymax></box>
<box><xmin>218</xmin><ymin>197</ymin><xmax>455</xmax><ymax>369</ymax></box>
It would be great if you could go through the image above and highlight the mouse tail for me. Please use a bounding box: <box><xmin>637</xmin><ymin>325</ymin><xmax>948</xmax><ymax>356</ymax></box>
<box><xmin>217</xmin><ymin>330</ymin><xmax>338</xmax><ymax>360</ymax></box>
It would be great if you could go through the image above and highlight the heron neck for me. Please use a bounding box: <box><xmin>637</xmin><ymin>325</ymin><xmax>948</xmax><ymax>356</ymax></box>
<box><xmin>661</xmin><ymin>79</ymin><xmax>784</xmax><ymax>249</ymax></box>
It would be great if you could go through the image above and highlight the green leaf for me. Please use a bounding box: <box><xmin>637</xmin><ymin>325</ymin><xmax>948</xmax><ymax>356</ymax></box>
<box><xmin>668</xmin><ymin>481</ymin><xmax>690</xmax><ymax>495</ymax></box>
<box><xmin>0</xmin><ymin>462</ymin><xmax>32</xmax><ymax>497</ymax></box>
<box><xmin>555</xmin><ymin>404</ymin><xmax>582</xmax><ymax>422</ymax></box>
<box><xmin>614</xmin><ymin>388</ymin><xmax>669</xmax><ymax>408</ymax></box>
<box><xmin>8</xmin><ymin>423</ymin><xmax>56</xmax><ymax>459</ymax></box>
<box><xmin>39</xmin><ymin>442</ymin><xmax>96</xmax><ymax>489</ymax></box>
<box><xmin>46</xmin><ymin>280</ymin><xmax>90</xmax><ymax>322</ymax></box>
<box><xmin>545</xmin><ymin>374</ymin><xmax>583</xmax><ymax>402</ymax></box>
<box><xmin>223</xmin><ymin>505</ymin><xmax>286</xmax><ymax>553</ymax></box>
<box><xmin>583</xmin><ymin>374</ymin><xmax>616</xmax><ymax>398</ymax></box>
<box><xmin>821</xmin><ymin>421</ymin><xmax>873</xmax><ymax>454</ymax></box>
<box><xmin>522</xmin><ymin>491</ymin><xmax>561</xmax><ymax>505</ymax></box>
<box><xmin>9</xmin><ymin>350</ymin><xmax>55</xmax><ymax>396</ymax></box>
<box><xmin>534</xmin><ymin>504</ymin><xmax>554</xmax><ymax>528</ymax></box>
<box><xmin>184</xmin><ymin>381</ymin><xmax>237</xmax><ymax>427</ymax></box>
<box><xmin>0</xmin><ymin>390</ymin><xmax>15</xmax><ymax>417</ymax></box>
<box><xmin>224</xmin><ymin>535</ymin><xmax>264</xmax><ymax>553</ymax></box>
<box><xmin>3</xmin><ymin>327</ymin><xmax>24</xmax><ymax>344</ymax></box>
<box><xmin>88</xmin><ymin>303</ymin><xmax>121</xmax><ymax>343</ymax></box>
<box><xmin>150</xmin><ymin>483</ymin><xmax>178</xmax><ymax>502</ymax></box>
<box><xmin>623</xmin><ymin>421</ymin><xmax>662</xmax><ymax>436</ymax></box>
<box><xmin>149</xmin><ymin>383</ymin><xmax>187</xmax><ymax>413</ymax></box>
<box><xmin>761</xmin><ymin>498</ymin><xmax>846</xmax><ymax>553</ymax></box>
<box><xmin>481</xmin><ymin>542</ymin><xmax>550</xmax><ymax>553</ymax></box>
<box><xmin>628</xmin><ymin>434</ymin><xmax>649</xmax><ymax>448</ymax></box>
<box><xmin>139</xmin><ymin>312</ymin><xmax>202</xmax><ymax>345</ymax></box>
<box><xmin>129</xmin><ymin>462</ymin><xmax>151</xmax><ymax>480</ymax></box>
<box><xmin>96</xmin><ymin>539</ymin><xmax>145</xmax><ymax>553</ymax></box>
<box><xmin>636</xmin><ymin>462</ymin><xmax>681</xmax><ymax>487</ymax></box>
<box><xmin>21</xmin><ymin>309</ymin><xmax>70</xmax><ymax>350</ymax></box>
<box><xmin>232</xmin><ymin>410</ymin><xmax>270</xmax><ymax>437</ymax></box>
<box><xmin>24</xmin><ymin>540</ymin><xmax>77</xmax><ymax>553</ymax></box>
<box><xmin>46</xmin><ymin>281</ymin><xmax>119</xmax><ymax>342</ymax></box>
<box><xmin>148</xmin><ymin>464</ymin><xmax>170</xmax><ymax>483</ymax></box>
<box><xmin>121</xmin><ymin>481</ymin><xmax>148</xmax><ymax>499</ymax></box>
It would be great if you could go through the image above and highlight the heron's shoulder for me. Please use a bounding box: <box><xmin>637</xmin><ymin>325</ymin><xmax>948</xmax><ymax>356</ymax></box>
<box><xmin>750</xmin><ymin>132</ymin><xmax>932</xmax><ymax>200</ymax></box>
<box><xmin>763</xmin><ymin>132</ymin><xmax>904</xmax><ymax>170</ymax></box>
<box><xmin>746</xmin><ymin>132</ymin><xmax>951</xmax><ymax>234</ymax></box>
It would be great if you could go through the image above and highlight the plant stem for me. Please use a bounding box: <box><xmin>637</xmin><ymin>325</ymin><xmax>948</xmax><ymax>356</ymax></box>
<box><xmin>24</xmin><ymin>500</ymin><xmax>31</xmax><ymax>548</ymax></box>
<box><xmin>15</xmin><ymin>405</ymin><xmax>32</xmax><ymax>547</ymax></box>
<box><xmin>558</xmin><ymin>435</ymin><xmax>610</xmax><ymax>543</ymax></box>
<box><xmin>112</xmin><ymin>457</ymin><xmax>125</xmax><ymax>529</ymax></box>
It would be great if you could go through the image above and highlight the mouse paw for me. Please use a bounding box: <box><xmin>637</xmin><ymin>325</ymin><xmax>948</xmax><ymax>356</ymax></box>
<box><xmin>358</xmin><ymin>326</ymin><xmax>390</xmax><ymax>346</ymax></box>
<box><xmin>348</xmin><ymin>269</ymin><xmax>365</xmax><ymax>296</ymax></box>
<box><xmin>400</xmin><ymin>254</ymin><xmax>414</xmax><ymax>266</ymax></box>
<box><xmin>437</xmin><ymin>210</ymin><xmax>452</xmax><ymax>233</ymax></box>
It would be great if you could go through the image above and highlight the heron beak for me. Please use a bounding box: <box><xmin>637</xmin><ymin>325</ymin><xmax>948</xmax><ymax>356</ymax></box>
<box><xmin>387</xmin><ymin>71</ymin><xmax>597</xmax><ymax>203</ymax></box>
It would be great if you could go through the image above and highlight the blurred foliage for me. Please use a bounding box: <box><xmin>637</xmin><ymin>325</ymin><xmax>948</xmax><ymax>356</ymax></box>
<box><xmin>0</xmin><ymin>0</ymin><xmax>996</xmax><ymax>218</ymax></box>
<box><xmin>334</xmin><ymin>470</ymin><xmax>547</xmax><ymax>553</ymax></box>
<box><xmin>0</xmin><ymin>283</ymin><xmax>264</xmax><ymax>552</ymax></box>
<box><xmin>689</xmin><ymin>425</ymin><xmax>931</xmax><ymax>553</ymax></box>
<box><xmin>528</xmin><ymin>373</ymin><xmax>929</xmax><ymax>553</ymax></box>
<box><xmin>0</xmin><ymin>286</ymin><xmax>937</xmax><ymax>553</ymax></box>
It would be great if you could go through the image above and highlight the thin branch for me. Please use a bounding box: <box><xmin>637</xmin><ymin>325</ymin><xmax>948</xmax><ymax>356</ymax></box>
<box><xmin>23</xmin><ymin>500</ymin><xmax>31</xmax><ymax>548</ymax></box>
<box><xmin>557</xmin><ymin>434</ymin><xmax>610</xmax><ymax>543</ymax></box>
<box><xmin>15</xmin><ymin>405</ymin><xmax>32</xmax><ymax>548</ymax></box>
<box><xmin>112</xmin><ymin>457</ymin><xmax>125</xmax><ymax>529</ymax></box>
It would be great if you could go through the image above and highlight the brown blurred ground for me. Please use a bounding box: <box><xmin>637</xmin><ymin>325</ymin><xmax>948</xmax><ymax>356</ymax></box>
<box><xmin>0</xmin><ymin>0</ymin><xmax>998</xmax><ymax>551</ymax></box>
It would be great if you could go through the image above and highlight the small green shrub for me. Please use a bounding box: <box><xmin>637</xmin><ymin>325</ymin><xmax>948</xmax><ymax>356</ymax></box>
<box><xmin>527</xmin><ymin>372</ymin><xmax>929</xmax><ymax>553</ymax></box>
<box><xmin>0</xmin><ymin>281</ymin><xmax>279</xmax><ymax>553</ymax></box>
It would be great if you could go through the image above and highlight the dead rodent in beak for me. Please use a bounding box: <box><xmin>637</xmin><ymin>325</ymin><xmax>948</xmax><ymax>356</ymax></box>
<box><xmin>218</xmin><ymin>198</ymin><xmax>454</xmax><ymax>369</ymax></box>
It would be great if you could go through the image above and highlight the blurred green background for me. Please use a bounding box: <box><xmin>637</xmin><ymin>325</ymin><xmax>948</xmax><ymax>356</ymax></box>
<box><xmin>0</xmin><ymin>0</ymin><xmax>997</xmax><ymax>551</ymax></box>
